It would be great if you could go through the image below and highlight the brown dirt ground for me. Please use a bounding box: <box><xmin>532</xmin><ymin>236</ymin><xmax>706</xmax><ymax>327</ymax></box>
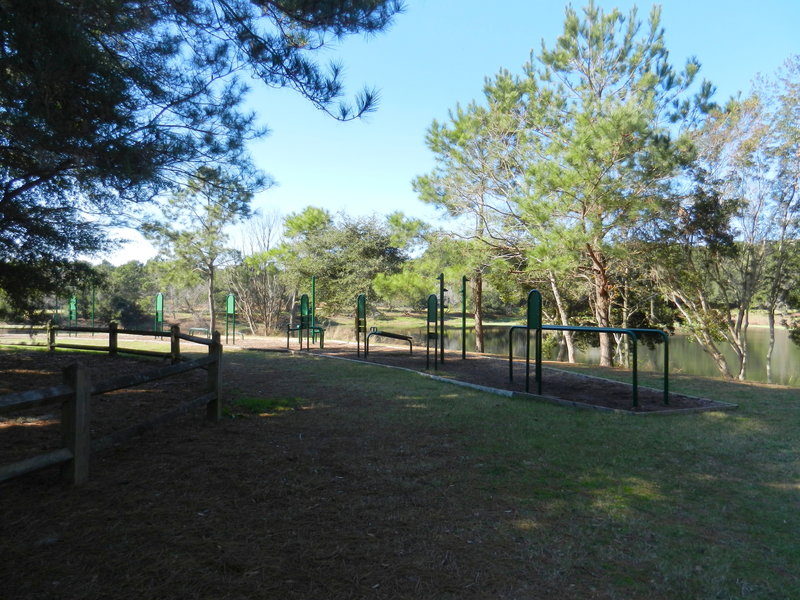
<box><xmin>0</xmin><ymin>338</ymin><xmax>724</xmax><ymax>599</ymax></box>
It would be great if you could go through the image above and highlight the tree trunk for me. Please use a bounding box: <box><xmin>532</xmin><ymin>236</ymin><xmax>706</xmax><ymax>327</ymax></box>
<box><xmin>585</xmin><ymin>244</ymin><xmax>613</xmax><ymax>367</ymax></box>
<box><xmin>729</xmin><ymin>308</ymin><xmax>749</xmax><ymax>381</ymax></box>
<box><xmin>288</xmin><ymin>290</ymin><xmax>297</xmax><ymax>328</ymax></box>
<box><xmin>617</xmin><ymin>279</ymin><xmax>631</xmax><ymax>368</ymax></box>
<box><xmin>766</xmin><ymin>308</ymin><xmax>776</xmax><ymax>384</ymax></box>
<box><xmin>592</xmin><ymin>267</ymin><xmax>613</xmax><ymax>367</ymax></box>
<box><xmin>207</xmin><ymin>265</ymin><xmax>216</xmax><ymax>334</ymax></box>
<box><xmin>701</xmin><ymin>333</ymin><xmax>734</xmax><ymax>379</ymax></box>
<box><xmin>473</xmin><ymin>271</ymin><xmax>484</xmax><ymax>353</ymax></box>
<box><xmin>669</xmin><ymin>291</ymin><xmax>734</xmax><ymax>379</ymax></box>
<box><xmin>548</xmin><ymin>270</ymin><xmax>575</xmax><ymax>362</ymax></box>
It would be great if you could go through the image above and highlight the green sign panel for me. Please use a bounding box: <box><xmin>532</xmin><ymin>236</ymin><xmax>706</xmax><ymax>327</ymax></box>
<box><xmin>357</xmin><ymin>294</ymin><xmax>366</xmax><ymax>319</ymax></box>
<box><xmin>69</xmin><ymin>296</ymin><xmax>78</xmax><ymax>321</ymax></box>
<box><xmin>527</xmin><ymin>289</ymin><xmax>542</xmax><ymax>329</ymax></box>
<box><xmin>427</xmin><ymin>294</ymin><xmax>437</xmax><ymax>323</ymax></box>
<box><xmin>300</xmin><ymin>294</ymin><xmax>309</xmax><ymax>317</ymax></box>
<box><xmin>226</xmin><ymin>293</ymin><xmax>235</xmax><ymax>315</ymax></box>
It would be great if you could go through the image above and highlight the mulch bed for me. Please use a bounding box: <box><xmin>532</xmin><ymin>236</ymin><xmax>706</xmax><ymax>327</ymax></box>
<box><xmin>294</xmin><ymin>339</ymin><xmax>731</xmax><ymax>414</ymax></box>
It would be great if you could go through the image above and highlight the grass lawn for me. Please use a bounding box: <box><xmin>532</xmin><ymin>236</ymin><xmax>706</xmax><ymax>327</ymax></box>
<box><xmin>227</xmin><ymin>350</ymin><xmax>800</xmax><ymax>598</ymax></box>
<box><xmin>3</xmin><ymin>342</ymin><xmax>798</xmax><ymax>598</ymax></box>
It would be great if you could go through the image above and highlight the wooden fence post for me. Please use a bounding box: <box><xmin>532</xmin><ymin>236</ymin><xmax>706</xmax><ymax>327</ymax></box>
<box><xmin>109</xmin><ymin>322</ymin><xmax>118</xmax><ymax>356</ymax></box>
<box><xmin>207</xmin><ymin>331</ymin><xmax>222</xmax><ymax>421</ymax></box>
<box><xmin>62</xmin><ymin>363</ymin><xmax>91</xmax><ymax>485</ymax></box>
<box><xmin>48</xmin><ymin>321</ymin><xmax>56</xmax><ymax>352</ymax></box>
<box><xmin>170</xmin><ymin>325</ymin><xmax>181</xmax><ymax>365</ymax></box>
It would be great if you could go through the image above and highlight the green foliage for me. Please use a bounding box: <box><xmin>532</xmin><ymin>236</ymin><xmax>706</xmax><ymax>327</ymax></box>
<box><xmin>373</xmin><ymin>270</ymin><xmax>429</xmax><ymax>310</ymax></box>
<box><xmin>92</xmin><ymin>261</ymin><xmax>157</xmax><ymax>327</ymax></box>
<box><xmin>284</xmin><ymin>207</ymin><xmax>333</xmax><ymax>239</ymax></box>
<box><xmin>143</xmin><ymin>167</ymin><xmax>257</xmax><ymax>331</ymax></box>
<box><xmin>0</xmin><ymin>260</ymin><xmax>102</xmax><ymax>322</ymax></box>
<box><xmin>280</xmin><ymin>211</ymin><xmax>406</xmax><ymax>316</ymax></box>
<box><xmin>226</xmin><ymin>247</ymin><xmax>288</xmax><ymax>334</ymax></box>
<box><xmin>0</xmin><ymin>0</ymin><xmax>403</xmax><ymax>307</ymax></box>
<box><xmin>144</xmin><ymin>167</ymin><xmax>256</xmax><ymax>276</ymax></box>
<box><xmin>415</xmin><ymin>1</ymin><xmax>716</xmax><ymax>365</ymax></box>
<box><xmin>386</xmin><ymin>211</ymin><xmax>429</xmax><ymax>255</ymax></box>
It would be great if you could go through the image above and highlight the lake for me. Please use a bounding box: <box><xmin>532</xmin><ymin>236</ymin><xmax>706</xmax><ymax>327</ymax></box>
<box><xmin>328</xmin><ymin>323</ymin><xmax>800</xmax><ymax>387</ymax></box>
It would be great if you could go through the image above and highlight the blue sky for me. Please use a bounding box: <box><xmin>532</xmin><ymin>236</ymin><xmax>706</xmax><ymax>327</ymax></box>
<box><xmin>112</xmin><ymin>0</ymin><xmax>800</xmax><ymax>262</ymax></box>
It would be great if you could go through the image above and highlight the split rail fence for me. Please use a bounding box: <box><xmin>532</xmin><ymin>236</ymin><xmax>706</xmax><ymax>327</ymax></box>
<box><xmin>0</xmin><ymin>324</ymin><xmax>222</xmax><ymax>485</ymax></box>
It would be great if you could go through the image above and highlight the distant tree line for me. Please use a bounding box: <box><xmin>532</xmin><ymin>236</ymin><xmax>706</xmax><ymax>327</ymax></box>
<box><xmin>1</xmin><ymin>2</ymin><xmax>798</xmax><ymax>384</ymax></box>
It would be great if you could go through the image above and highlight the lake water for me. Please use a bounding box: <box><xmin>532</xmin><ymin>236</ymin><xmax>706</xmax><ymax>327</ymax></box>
<box><xmin>328</xmin><ymin>324</ymin><xmax>800</xmax><ymax>387</ymax></box>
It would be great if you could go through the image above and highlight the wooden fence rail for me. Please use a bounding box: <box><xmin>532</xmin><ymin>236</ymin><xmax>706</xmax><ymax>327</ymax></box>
<box><xmin>0</xmin><ymin>325</ymin><xmax>222</xmax><ymax>485</ymax></box>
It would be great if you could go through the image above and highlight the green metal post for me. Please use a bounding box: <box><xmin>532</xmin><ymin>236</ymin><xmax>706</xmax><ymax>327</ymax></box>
<box><xmin>225</xmin><ymin>293</ymin><xmax>235</xmax><ymax>345</ymax></box>
<box><xmin>437</xmin><ymin>273</ymin><xmax>446</xmax><ymax>363</ymax></box>
<box><xmin>427</xmin><ymin>294</ymin><xmax>438</xmax><ymax>370</ymax></box>
<box><xmin>299</xmin><ymin>294</ymin><xmax>309</xmax><ymax>348</ymax></box>
<box><xmin>632</xmin><ymin>336</ymin><xmax>639</xmax><ymax>407</ymax></box>
<box><xmin>664</xmin><ymin>336</ymin><xmax>669</xmax><ymax>404</ymax></box>
<box><xmin>311</xmin><ymin>275</ymin><xmax>317</xmax><ymax>343</ymax></box>
<box><xmin>155</xmin><ymin>292</ymin><xmax>164</xmax><ymax>336</ymax></box>
<box><xmin>69</xmin><ymin>296</ymin><xmax>77</xmax><ymax>335</ymax></box>
<box><xmin>91</xmin><ymin>287</ymin><xmax>95</xmax><ymax>333</ymax></box>
<box><xmin>461</xmin><ymin>275</ymin><xmax>467</xmax><ymax>360</ymax></box>
<box><xmin>356</xmin><ymin>294</ymin><xmax>367</xmax><ymax>357</ymax></box>
<box><xmin>527</xmin><ymin>290</ymin><xmax>542</xmax><ymax>395</ymax></box>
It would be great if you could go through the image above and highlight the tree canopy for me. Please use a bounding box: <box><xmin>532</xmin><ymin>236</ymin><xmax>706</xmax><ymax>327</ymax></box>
<box><xmin>416</xmin><ymin>2</ymin><xmax>714</xmax><ymax>365</ymax></box>
<box><xmin>0</xmin><ymin>0</ymin><xmax>403</xmax><ymax>306</ymax></box>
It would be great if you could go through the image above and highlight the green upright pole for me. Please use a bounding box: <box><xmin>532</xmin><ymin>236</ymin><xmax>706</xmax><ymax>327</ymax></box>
<box><xmin>356</xmin><ymin>294</ymin><xmax>367</xmax><ymax>356</ymax></box>
<box><xmin>527</xmin><ymin>290</ymin><xmax>543</xmax><ymax>395</ymax></box>
<box><xmin>69</xmin><ymin>296</ymin><xmax>77</xmax><ymax>336</ymax></box>
<box><xmin>427</xmin><ymin>294</ymin><xmax>438</xmax><ymax>370</ymax></box>
<box><xmin>461</xmin><ymin>275</ymin><xmax>467</xmax><ymax>360</ymax></box>
<box><xmin>437</xmin><ymin>273</ymin><xmax>446</xmax><ymax>363</ymax></box>
<box><xmin>311</xmin><ymin>275</ymin><xmax>317</xmax><ymax>343</ymax></box>
<box><xmin>155</xmin><ymin>292</ymin><xmax>164</xmax><ymax>334</ymax></box>
<box><xmin>225</xmin><ymin>293</ymin><xmax>235</xmax><ymax>345</ymax></box>
<box><xmin>91</xmin><ymin>287</ymin><xmax>95</xmax><ymax>335</ymax></box>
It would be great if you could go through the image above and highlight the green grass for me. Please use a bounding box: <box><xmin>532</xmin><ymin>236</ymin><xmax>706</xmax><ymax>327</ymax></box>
<box><xmin>229</xmin><ymin>395</ymin><xmax>304</xmax><ymax>414</ymax></box>
<box><xmin>225</xmin><ymin>350</ymin><xmax>800</xmax><ymax>599</ymax></box>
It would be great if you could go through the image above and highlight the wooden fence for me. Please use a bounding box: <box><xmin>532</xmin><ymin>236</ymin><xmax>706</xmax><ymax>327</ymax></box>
<box><xmin>0</xmin><ymin>325</ymin><xmax>222</xmax><ymax>485</ymax></box>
